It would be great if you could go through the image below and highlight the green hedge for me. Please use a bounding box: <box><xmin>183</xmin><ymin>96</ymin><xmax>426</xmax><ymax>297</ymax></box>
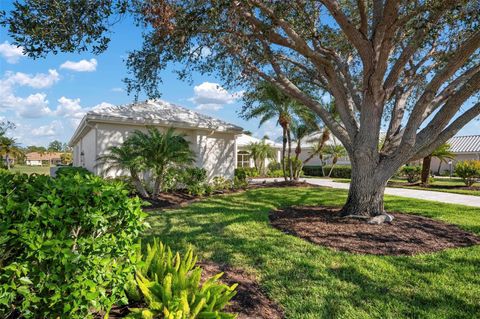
<box><xmin>303</xmin><ymin>165</ymin><xmax>352</xmax><ymax>178</ymax></box>
<box><xmin>0</xmin><ymin>170</ymin><xmax>146</xmax><ymax>318</ymax></box>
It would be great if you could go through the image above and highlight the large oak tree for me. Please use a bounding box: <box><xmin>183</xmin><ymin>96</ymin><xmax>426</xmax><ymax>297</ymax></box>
<box><xmin>3</xmin><ymin>0</ymin><xmax>479</xmax><ymax>217</ymax></box>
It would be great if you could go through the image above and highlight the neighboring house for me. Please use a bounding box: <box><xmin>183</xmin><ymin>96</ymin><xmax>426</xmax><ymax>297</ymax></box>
<box><xmin>235</xmin><ymin>131</ymin><xmax>350</xmax><ymax>170</ymax></box>
<box><xmin>236</xmin><ymin>134</ymin><xmax>282</xmax><ymax>168</ymax></box>
<box><xmin>294</xmin><ymin>131</ymin><xmax>350</xmax><ymax>166</ymax></box>
<box><xmin>25</xmin><ymin>152</ymin><xmax>62</xmax><ymax>166</ymax></box>
<box><xmin>431</xmin><ymin>135</ymin><xmax>480</xmax><ymax>174</ymax></box>
<box><xmin>69</xmin><ymin>100</ymin><xmax>243</xmax><ymax>180</ymax></box>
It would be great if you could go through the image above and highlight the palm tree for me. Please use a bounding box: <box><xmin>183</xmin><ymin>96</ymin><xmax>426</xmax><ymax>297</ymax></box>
<box><xmin>0</xmin><ymin>136</ymin><xmax>23</xmax><ymax>170</ymax></box>
<box><xmin>97</xmin><ymin>143</ymin><xmax>149</xmax><ymax>198</ymax></box>
<box><xmin>246</xmin><ymin>141</ymin><xmax>276</xmax><ymax>175</ymax></box>
<box><xmin>129</xmin><ymin>127</ymin><xmax>195</xmax><ymax>196</ymax></box>
<box><xmin>421</xmin><ymin>143</ymin><xmax>455</xmax><ymax>185</ymax></box>
<box><xmin>291</xmin><ymin>122</ymin><xmax>319</xmax><ymax>179</ymax></box>
<box><xmin>241</xmin><ymin>82</ymin><xmax>316</xmax><ymax>181</ymax></box>
<box><xmin>323</xmin><ymin>142</ymin><xmax>347</xmax><ymax>177</ymax></box>
<box><xmin>299</xmin><ymin>127</ymin><xmax>331</xmax><ymax>177</ymax></box>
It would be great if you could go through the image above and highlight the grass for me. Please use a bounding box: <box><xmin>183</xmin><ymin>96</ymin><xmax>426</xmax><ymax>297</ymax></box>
<box><xmin>10</xmin><ymin>165</ymin><xmax>52</xmax><ymax>175</ymax></box>
<box><xmin>145</xmin><ymin>187</ymin><xmax>480</xmax><ymax>319</ymax></box>
<box><xmin>333</xmin><ymin>177</ymin><xmax>480</xmax><ymax>196</ymax></box>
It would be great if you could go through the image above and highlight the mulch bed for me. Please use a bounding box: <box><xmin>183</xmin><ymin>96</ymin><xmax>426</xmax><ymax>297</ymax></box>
<box><xmin>142</xmin><ymin>180</ymin><xmax>317</xmax><ymax>210</ymax></box>
<box><xmin>100</xmin><ymin>262</ymin><xmax>284</xmax><ymax>319</ymax></box>
<box><xmin>199</xmin><ymin>261</ymin><xmax>284</xmax><ymax>319</ymax></box>
<box><xmin>269</xmin><ymin>206</ymin><xmax>480</xmax><ymax>256</ymax></box>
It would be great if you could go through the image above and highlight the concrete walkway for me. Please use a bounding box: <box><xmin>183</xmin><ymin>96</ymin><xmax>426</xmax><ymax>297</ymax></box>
<box><xmin>252</xmin><ymin>178</ymin><xmax>480</xmax><ymax>208</ymax></box>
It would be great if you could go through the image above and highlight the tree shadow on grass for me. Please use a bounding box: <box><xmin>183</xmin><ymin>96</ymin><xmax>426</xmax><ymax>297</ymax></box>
<box><xmin>142</xmin><ymin>187</ymin><xmax>480</xmax><ymax>318</ymax></box>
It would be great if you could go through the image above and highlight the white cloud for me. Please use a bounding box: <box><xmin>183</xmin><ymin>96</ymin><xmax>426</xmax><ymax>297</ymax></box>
<box><xmin>31</xmin><ymin>120</ymin><xmax>63</xmax><ymax>137</ymax></box>
<box><xmin>55</xmin><ymin>96</ymin><xmax>82</xmax><ymax>116</ymax></box>
<box><xmin>0</xmin><ymin>70</ymin><xmax>59</xmax><ymax>118</ymax></box>
<box><xmin>111</xmin><ymin>87</ymin><xmax>124</xmax><ymax>92</ymax></box>
<box><xmin>16</xmin><ymin>93</ymin><xmax>53</xmax><ymax>118</ymax></box>
<box><xmin>60</xmin><ymin>58</ymin><xmax>97</xmax><ymax>72</ymax></box>
<box><xmin>0</xmin><ymin>41</ymin><xmax>25</xmax><ymax>64</ymax></box>
<box><xmin>189</xmin><ymin>82</ymin><xmax>242</xmax><ymax>111</ymax></box>
<box><xmin>4</xmin><ymin>69</ymin><xmax>59</xmax><ymax>89</ymax></box>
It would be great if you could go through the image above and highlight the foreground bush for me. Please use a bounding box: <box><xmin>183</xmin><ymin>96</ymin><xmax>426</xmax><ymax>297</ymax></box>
<box><xmin>0</xmin><ymin>170</ymin><xmax>146</xmax><ymax>318</ymax></box>
<box><xmin>126</xmin><ymin>240</ymin><xmax>237</xmax><ymax>319</ymax></box>
<box><xmin>401</xmin><ymin>165</ymin><xmax>422</xmax><ymax>183</ymax></box>
<box><xmin>455</xmin><ymin>160</ymin><xmax>480</xmax><ymax>186</ymax></box>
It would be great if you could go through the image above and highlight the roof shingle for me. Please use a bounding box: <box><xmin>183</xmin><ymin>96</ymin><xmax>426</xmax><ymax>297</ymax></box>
<box><xmin>448</xmin><ymin>135</ymin><xmax>480</xmax><ymax>153</ymax></box>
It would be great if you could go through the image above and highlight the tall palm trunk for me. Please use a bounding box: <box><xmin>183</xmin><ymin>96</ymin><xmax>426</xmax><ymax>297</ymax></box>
<box><xmin>281</xmin><ymin>127</ymin><xmax>288</xmax><ymax>181</ymax></box>
<box><xmin>287</xmin><ymin>127</ymin><xmax>293</xmax><ymax>181</ymax></box>
<box><xmin>421</xmin><ymin>155</ymin><xmax>432</xmax><ymax>186</ymax></box>
<box><xmin>327</xmin><ymin>157</ymin><xmax>337</xmax><ymax>177</ymax></box>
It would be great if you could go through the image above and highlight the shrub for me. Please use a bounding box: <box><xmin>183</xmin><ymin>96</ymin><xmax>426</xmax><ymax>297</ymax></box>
<box><xmin>267</xmin><ymin>161</ymin><xmax>281</xmax><ymax>172</ymax></box>
<box><xmin>126</xmin><ymin>240</ymin><xmax>237</xmax><ymax>319</ymax></box>
<box><xmin>303</xmin><ymin>165</ymin><xmax>352</xmax><ymax>178</ymax></box>
<box><xmin>455</xmin><ymin>160</ymin><xmax>480</xmax><ymax>187</ymax></box>
<box><xmin>181</xmin><ymin>167</ymin><xmax>208</xmax><ymax>196</ymax></box>
<box><xmin>55</xmin><ymin>166</ymin><xmax>92</xmax><ymax>177</ymax></box>
<box><xmin>267</xmin><ymin>169</ymin><xmax>285</xmax><ymax>178</ymax></box>
<box><xmin>0</xmin><ymin>170</ymin><xmax>146</xmax><ymax>318</ymax></box>
<box><xmin>234</xmin><ymin>167</ymin><xmax>258</xmax><ymax>178</ymax></box>
<box><xmin>211</xmin><ymin>176</ymin><xmax>233</xmax><ymax>191</ymax></box>
<box><xmin>401</xmin><ymin>165</ymin><xmax>422</xmax><ymax>183</ymax></box>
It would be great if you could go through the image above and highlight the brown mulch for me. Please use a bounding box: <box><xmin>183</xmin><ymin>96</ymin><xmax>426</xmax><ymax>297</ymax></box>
<box><xmin>199</xmin><ymin>261</ymin><xmax>284</xmax><ymax>319</ymax></box>
<box><xmin>142</xmin><ymin>180</ymin><xmax>317</xmax><ymax>210</ymax></box>
<box><xmin>269</xmin><ymin>206</ymin><xmax>480</xmax><ymax>256</ymax></box>
<box><xmin>99</xmin><ymin>262</ymin><xmax>284</xmax><ymax>319</ymax></box>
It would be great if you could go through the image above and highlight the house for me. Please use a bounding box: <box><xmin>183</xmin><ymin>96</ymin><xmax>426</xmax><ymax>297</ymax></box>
<box><xmin>25</xmin><ymin>152</ymin><xmax>62</xmax><ymax>166</ymax></box>
<box><xmin>236</xmin><ymin>134</ymin><xmax>282</xmax><ymax>168</ymax></box>
<box><xmin>431</xmin><ymin>135</ymin><xmax>480</xmax><ymax>174</ymax></box>
<box><xmin>69</xmin><ymin>100</ymin><xmax>243</xmax><ymax>179</ymax></box>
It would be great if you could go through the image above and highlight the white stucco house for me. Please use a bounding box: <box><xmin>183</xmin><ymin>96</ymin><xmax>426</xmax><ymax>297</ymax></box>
<box><xmin>431</xmin><ymin>135</ymin><xmax>480</xmax><ymax>174</ymax></box>
<box><xmin>236</xmin><ymin>134</ymin><xmax>282</xmax><ymax>168</ymax></box>
<box><xmin>69</xmin><ymin>100</ymin><xmax>243</xmax><ymax>180</ymax></box>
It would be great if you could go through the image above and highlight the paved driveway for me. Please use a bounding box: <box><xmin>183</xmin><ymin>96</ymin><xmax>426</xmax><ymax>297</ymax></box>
<box><xmin>252</xmin><ymin>178</ymin><xmax>480</xmax><ymax>208</ymax></box>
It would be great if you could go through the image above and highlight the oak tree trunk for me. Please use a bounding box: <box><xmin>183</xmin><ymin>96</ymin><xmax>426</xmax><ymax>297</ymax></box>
<box><xmin>340</xmin><ymin>158</ymin><xmax>391</xmax><ymax>217</ymax></box>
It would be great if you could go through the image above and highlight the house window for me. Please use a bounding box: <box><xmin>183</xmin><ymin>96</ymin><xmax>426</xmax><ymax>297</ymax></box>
<box><xmin>237</xmin><ymin>151</ymin><xmax>251</xmax><ymax>168</ymax></box>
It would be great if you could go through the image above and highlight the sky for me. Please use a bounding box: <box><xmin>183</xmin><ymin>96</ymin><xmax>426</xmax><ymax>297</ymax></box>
<box><xmin>0</xmin><ymin>6</ymin><xmax>478</xmax><ymax>147</ymax></box>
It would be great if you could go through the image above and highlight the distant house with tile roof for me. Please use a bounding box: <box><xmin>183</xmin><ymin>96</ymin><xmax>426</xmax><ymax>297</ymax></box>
<box><xmin>25</xmin><ymin>152</ymin><xmax>62</xmax><ymax>166</ymax></box>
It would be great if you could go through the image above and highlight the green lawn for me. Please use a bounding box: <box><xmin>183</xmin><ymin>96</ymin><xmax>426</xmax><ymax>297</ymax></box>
<box><xmin>333</xmin><ymin>177</ymin><xmax>480</xmax><ymax>196</ymax></box>
<box><xmin>10</xmin><ymin>165</ymin><xmax>52</xmax><ymax>175</ymax></box>
<box><xmin>145</xmin><ymin>187</ymin><xmax>480</xmax><ymax>319</ymax></box>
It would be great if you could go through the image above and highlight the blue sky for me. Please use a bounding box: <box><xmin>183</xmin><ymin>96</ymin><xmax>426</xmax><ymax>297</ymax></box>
<box><xmin>0</xmin><ymin>13</ymin><xmax>280</xmax><ymax>147</ymax></box>
<box><xmin>0</xmin><ymin>9</ymin><xmax>478</xmax><ymax>147</ymax></box>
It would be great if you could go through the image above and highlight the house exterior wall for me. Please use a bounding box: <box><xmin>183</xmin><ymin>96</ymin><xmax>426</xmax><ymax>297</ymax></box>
<box><xmin>298</xmin><ymin>147</ymin><xmax>350</xmax><ymax>166</ymax></box>
<box><xmin>26</xmin><ymin>160</ymin><xmax>42</xmax><ymax>166</ymax></box>
<box><xmin>73</xmin><ymin>122</ymin><xmax>237</xmax><ymax>180</ymax></box>
<box><xmin>195</xmin><ymin>131</ymin><xmax>236</xmax><ymax>180</ymax></box>
<box><xmin>72</xmin><ymin>127</ymin><xmax>97</xmax><ymax>174</ymax></box>
<box><xmin>430</xmin><ymin>153</ymin><xmax>480</xmax><ymax>175</ymax></box>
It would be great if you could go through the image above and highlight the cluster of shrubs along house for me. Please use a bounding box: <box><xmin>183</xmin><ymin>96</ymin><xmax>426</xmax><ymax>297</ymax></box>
<box><xmin>69</xmin><ymin>100</ymin><xmax>480</xmax><ymax>178</ymax></box>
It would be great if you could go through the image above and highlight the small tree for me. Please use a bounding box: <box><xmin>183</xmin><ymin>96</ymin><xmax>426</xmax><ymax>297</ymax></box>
<box><xmin>241</xmin><ymin>82</ymin><xmax>316</xmax><ymax>181</ymax></box>
<box><xmin>97</xmin><ymin>143</ymin><xmax>149</xmax><ymax>198</ymax></box>
<box><xmin>48</xmin><ymin>140</ymin><xmax>63</xmax><ymax>152</ymax></box>
<box><xmin>246</xmin><ymin>141</ymin><xmax>276</xmax><ymax>175</ymax></box>
<box><xmin>455</xmin><ymin>160</ymin><xmax>480</xmax><ymax>187</ymax></box>
<box><xmin>129</xmin><ymin>127</ymin><xmax>195</xmax><ymax>196</ymax></box>
<box><xmin>0</xmin><ymin>136</ymin><xmax>23</xmax><ymax>170</ymax></box>
<box><xmin>323</xmin><ymin>143</ymin><xmax>348</xmax><ymax>177</ymax></box>
<box><xmin>421</xmin><ymin>143</ymin><xmax>455</xmax><ymax>185</ymax></box>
